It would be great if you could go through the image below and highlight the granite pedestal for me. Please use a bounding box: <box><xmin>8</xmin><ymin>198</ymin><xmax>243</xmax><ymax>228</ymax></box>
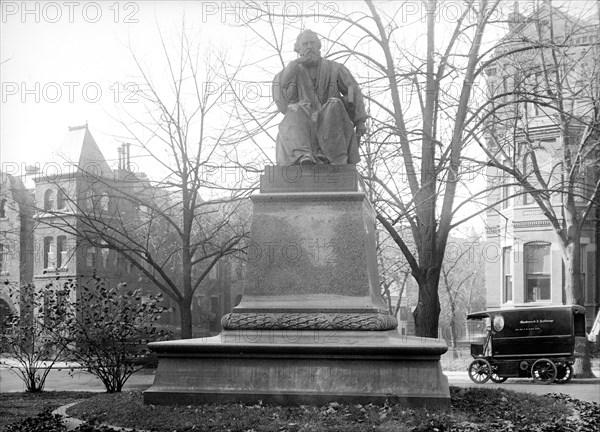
<box><xmin>144</xmin><ymin>165</ymin><xmax>450</xmax><ymax>408</ymax></box>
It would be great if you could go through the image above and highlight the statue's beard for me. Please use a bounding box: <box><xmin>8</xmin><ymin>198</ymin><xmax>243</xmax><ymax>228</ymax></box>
<box><xmin>300</xmin><ymin>50</ymin><xmax>320</xmax><ymax>66</ymax></box>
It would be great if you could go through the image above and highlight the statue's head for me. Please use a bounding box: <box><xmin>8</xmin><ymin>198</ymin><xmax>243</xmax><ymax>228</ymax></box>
<box><xmin>294</xmin><ymin>29</ymin><xmax>321</xmax><ymax>63</ymax></box>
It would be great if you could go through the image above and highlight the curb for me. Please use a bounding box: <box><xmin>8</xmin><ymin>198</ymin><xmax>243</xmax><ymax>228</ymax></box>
<box><xmin>443</xmin><ymin>370</ymin><xmax>600</xmax><ymax>383</ymax></box>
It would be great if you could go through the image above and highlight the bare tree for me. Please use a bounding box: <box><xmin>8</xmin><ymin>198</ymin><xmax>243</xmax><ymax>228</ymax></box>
<box><xmin>474</xmin><ymin>1</ymin><xmax>599</xmax><ymax>376</ymax></box>
<box><xmin>39</xmin><ymin>28</ymin><xmax>252</xmax><ymax>339</ymax></box>
<box><xmin>236</xmin><ymin>0</ymin><xmax>504</xmax><ymax>337</ymax></box>
<box><xmin>378</xmin><ymin>234</ymin><xmax>411</xmax><ymax>318</ymax></box>
<box><xmin>478</xmin><ymin>1</ymin><xmax>599</xmax><ymax>310</ymax></box>
<box><xmin>440</xmin><ymin>236</ymin><xmax>486</xmax><ymax>358</ymax></box>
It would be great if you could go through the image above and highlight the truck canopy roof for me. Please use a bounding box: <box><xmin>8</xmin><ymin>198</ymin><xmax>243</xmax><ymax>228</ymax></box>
<box><xmin>467</xmin><ymin>305</ymin><xmax>586</xmax><ymax>321</ymax></box>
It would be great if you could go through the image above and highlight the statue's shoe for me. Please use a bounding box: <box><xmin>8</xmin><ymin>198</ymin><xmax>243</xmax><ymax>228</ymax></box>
<box><xmin>297</xmin><ymin>155</ymin><xmax>316</xmax><ymax>165</ymax></box>
<box><xmin>315</xmin><ymin>153</ymin><xmax>330</xmax><ymax>164</ymax></box>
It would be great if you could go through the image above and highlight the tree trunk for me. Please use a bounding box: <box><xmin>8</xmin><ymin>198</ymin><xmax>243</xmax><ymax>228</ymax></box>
<box><xmin>556</xmin><ymin>229</ymin><xmax>594</xmax><ymax>377</ymax></box>
<box><xmin>179</xmin><ymin>296</ymin><xmax>193</xmax><ymax>339</ymax></box>
<box><xmin>559</xmin><ymin>231</ymin><xmax>583</xmax><ymax>305</ymax></box>
<box><xmin>449</xmin><ymin>308</ymin><xmax>459</xmax><ymax>359</ymax></box>
<box><xmin>574</xmin><ymin>340</ymin><xmax>596</xmax><ymax>378</ymax></box>
<box><xmin>413</xmin><ymin>273</ymin><xmax>441</xmax><ymax>338</ymax></box>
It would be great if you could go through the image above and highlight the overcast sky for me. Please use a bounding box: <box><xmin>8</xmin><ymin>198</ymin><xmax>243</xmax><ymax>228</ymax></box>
<box><xmin>1</xmin><ymin>0</ymin><xmax>596</xmax><ymax>177</ymax></box>
<box><xmin>1</xmin><ymin>1</ymin><xmax>233</xmax><ymax>172</ymax></box>
<box><xmin>0</xmin><ymin>1</ymin><xmax>370</xmax><ymax>173</ymax></box>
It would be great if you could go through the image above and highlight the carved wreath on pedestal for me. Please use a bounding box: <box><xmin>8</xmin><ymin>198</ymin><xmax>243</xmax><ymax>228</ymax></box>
<box><xmin>221</xmin><ymin>312</ymin><xmax>398</xmax><ymax>331</ymax></box>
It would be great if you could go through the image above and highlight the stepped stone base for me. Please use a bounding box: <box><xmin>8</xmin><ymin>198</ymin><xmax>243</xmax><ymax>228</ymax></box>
<box><xmin>144</xmin><ymin>330</ymin><xmax>450</xmax><ymax>409</ymax></box>
<box><xmin>145</xmin><ymin>166</ymin><xmax>450</xmax><ymax>409</ymax></box>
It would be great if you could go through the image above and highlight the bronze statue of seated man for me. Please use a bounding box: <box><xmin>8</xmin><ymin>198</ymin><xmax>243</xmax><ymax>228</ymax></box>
<box><xmin>272</xmin><ymin>30</ymin><xmax>367</xmax><ymax>165</ymax></box>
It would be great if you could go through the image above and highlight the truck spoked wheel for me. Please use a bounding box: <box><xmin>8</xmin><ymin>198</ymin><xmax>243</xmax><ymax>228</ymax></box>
<box><xmin>554</xmin><ymin>362</ymin><xmax>573</xmax><ymax>384</ymax></box>
<box><xmin>490</xmin><ymin>365</ymin><xmax>508</xmax><ymax>383</ymax></box>
<box><xmin>531</xmin><ymin>358</ymin><xmax>557</xmax><ymax>384</ymax></box>
<box><xmin>468</xmin><ymin>358</ymin><xmax>491</xmax><ymax>384</ymax></box>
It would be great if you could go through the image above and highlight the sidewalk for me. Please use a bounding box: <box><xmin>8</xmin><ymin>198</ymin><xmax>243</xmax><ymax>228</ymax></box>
<box><xmin>0</xmin><ymin>365</ymin><xmax>156</xmax><ymax>393</ymax></box>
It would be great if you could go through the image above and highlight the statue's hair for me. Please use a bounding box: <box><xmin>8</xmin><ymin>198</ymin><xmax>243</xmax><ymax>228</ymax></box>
<box><xmin>294</xmin><ymin>29</ymin><xmax>322</xmax><ymax>53</ymax></box>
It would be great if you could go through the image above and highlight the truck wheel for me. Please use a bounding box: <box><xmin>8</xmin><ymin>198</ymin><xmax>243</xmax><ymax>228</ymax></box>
<box><xmin>468</xmin><ymin>359</ymin><xmax>491</xmax><ymax>384</ymax></box>
<box><xmin>531</xmin><ymin>358</ymin><xmax>557</xmax><ymax>384</ymax></box>
<box><xmin>490</xmin><ymin>366</ymin><xmax>508</xmax><ymax>383</ymax></box>
<box><xmin>554</xmin><ymin>363</ymin><xmax>573</xmax><ymax>384</ymax></box>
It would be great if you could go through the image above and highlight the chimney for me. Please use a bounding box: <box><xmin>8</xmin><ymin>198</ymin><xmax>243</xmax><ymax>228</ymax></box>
<box><xmin>117</xmin><ymin>146</ymin><xmax>123</xmax><ymax>170</ymax></box>
<box><xmin>508</xmin><ymin>2</ymin><xmax>525</xmax><ymax>32</ymax></box>
<box><xmin>125</xmin><ymin>143</ymin><xmax>131</xmax><ymax>171</ymax></box>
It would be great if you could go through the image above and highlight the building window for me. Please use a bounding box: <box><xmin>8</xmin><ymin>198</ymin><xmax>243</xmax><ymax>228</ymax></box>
<box><xmin>44</xmin><ymin>237</ymin><xmax>55</xmax><ymax>270</ymax></box>
<box><xmin>57</xmin><ymin>189</ymin><xmax>65</xmax><ymax>210</ymax></box>
<box><xmin>502</xmin><ymin>247</ymin><xmax>513</xmax><ymax>303</ymax></box>
<box><xmin>101</xmin><ymin>248</ymin><xmax>109</xmax><ymax>268</ymax></box>
<box><xmin>0</xmin><ymin>199</ymin><xmax>6</xmax><ymax>218</ymax></box>
<box><xmin>524</xmin><ymin>242</ymin><xmax>551</xmax><ymax>302</ymax></box>
<box><xmin>43</xmin><ymin>290</ymin><xmax>68</xmax><ymax>324</ymax></box>
<box><xmin>208</xmin><ymin>264</ymin><xmax>218</xmax><ymax>280</ymax></box>
<box><xmin>43</xmin><ymin>291</ymin><xmax>52</xmax><ymax>324</ymax></box>
<box><xmin>56</xmin><ymin>290</ymin><xmax>68</xmax><ymax>321</ymax></box>
<box><xmin>83</xmin><ymin>189</ymin><xmax>97</xmax><ymax>211</ymax></box>
<box><xmin>522</xmin><ymin>187</ymin><xmax>532</xmax><ymax>205</ymax></box>
<box><xmin>86</xmin><ymin>247</ymin><xmax>96</xmax><ymax>267</ymax></box>
<box><xmin>101</xmin><ymin>193</ymin><xmax>110</xmax><ymax>211</ymax></box>
<box><xmin>0</xmin><ymin>243</ymin><xmax>8</xmax><ymax>275</ymax></box>
<box><xmin>44</xmin><ymin>189</ymin><xmax>54</xmax><ymax>211</ymax></box>
<box><xmin>57</xmin><ymin>236</ymin><xmax>67</xmax><ymax>270</ymax></box>
<box><xmin>501</xmin><ymin>170</ymin><xmax>512</xmax><ymax>209</ymax></box>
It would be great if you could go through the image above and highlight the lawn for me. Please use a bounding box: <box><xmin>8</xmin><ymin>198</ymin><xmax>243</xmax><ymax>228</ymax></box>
<box><xmin>56</xmin><ymin>387</ymin><xmax>600</xmax><ymax>432</ymax></box>
<box><xmin>0</xmin><ymin>391</ymin><xmax>95</xmax><ymax>430</ymax></box>
<box><xmin>2</xmin><ymin>386</ymin><xmax>599</xmax><ymax>431</ymax></box>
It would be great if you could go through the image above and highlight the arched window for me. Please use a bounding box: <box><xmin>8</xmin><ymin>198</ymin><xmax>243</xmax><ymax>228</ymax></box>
<box><xmin>524</xmin><ymin>242</ymin><xmax>551</xmax><ymax>302</ymax></box>
<box><xmin>56</xmin><ymin>189</ymin><xmax>65</xmax><ymax>210</ymax></box>
<box><xmin>44</xmin><ymin>189</ymin><xmax>54</xmax><ymax>211</ymax></box>
<box><xmin>57</xmin><ymin>236</ymin><xmax>67</xmax><ymax>269</ymax></box>
<box><xmin>43</xmin><ymin>237</ymin><xmax>54</xmax><ymax>269</ymax></box>
<box><xmin>100</xmin><ymin>193</ymin><xmax>109</xmax><ymax>211</ymax></box>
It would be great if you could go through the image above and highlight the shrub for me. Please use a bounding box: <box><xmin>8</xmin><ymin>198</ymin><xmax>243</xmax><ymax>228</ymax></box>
<box><xmin>49</xmin><ymin>275</ymin><xmax>170</xmax><ymax>393</ymax></box>
<box><xmin>0</xmin><ymin>283</ymin><xmax>69</xmax><ymax>392</ymax></box>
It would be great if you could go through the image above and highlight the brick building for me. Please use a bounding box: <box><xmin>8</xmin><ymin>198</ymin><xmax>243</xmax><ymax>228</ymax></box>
<box><xmin>0</xmin><ymin>124</ymin><xmax>242</xmax><ymax>336</ymax></box>
<box><xmin>0</xmin><ymin>172</ymin><xmax>34</xmax><ymax>318</ymax></box>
